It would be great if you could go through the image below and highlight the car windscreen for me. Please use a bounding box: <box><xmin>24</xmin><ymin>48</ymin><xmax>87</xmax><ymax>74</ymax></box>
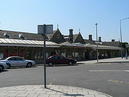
<box><xmin>7</xmin><ymin>57</ymin><xmax>16</xmax><ymax>61</ymax></box>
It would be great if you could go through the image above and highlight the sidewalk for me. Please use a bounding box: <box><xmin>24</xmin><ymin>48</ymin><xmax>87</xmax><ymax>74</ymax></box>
<box><xmin>0</xmin><ymin>85</ymin><xmax>112</xmax><ymax>97</ymax></box>
<box><xmin>78</xmin><ymin>57</ymin><xmax>129</xmax><ymax>64</ymax></box>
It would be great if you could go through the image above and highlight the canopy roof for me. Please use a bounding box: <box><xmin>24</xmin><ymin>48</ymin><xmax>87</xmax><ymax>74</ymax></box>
<box><xmin>60</xmin><ymin>42</ymin><xmax>121</xmax><ymax>50</ymax></box>
<box><xmin>0</xmin><ymin>38</ymin><xmax>121</xmax><ymax>50</ymax></box>
<box><xmin>0</xmin><ymin>38</ymin><xmax>59</xmax><ymax>47</ymax></box>
<box><xmin>85</xmin><ymin>44</ymin><xmax>121</xmax><ymax>50</ymax></box>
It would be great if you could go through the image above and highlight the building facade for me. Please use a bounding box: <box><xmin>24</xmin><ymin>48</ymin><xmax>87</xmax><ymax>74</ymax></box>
<box><xmin>0</xmin><ymin>25</ymin><xmax>122</xmax><ymax>63</ymax></box>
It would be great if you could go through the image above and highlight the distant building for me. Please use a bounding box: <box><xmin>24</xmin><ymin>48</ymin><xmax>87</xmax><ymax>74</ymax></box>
<box><xmin>38</xmin><ymin>24</ymin><xmax>53</xmax><ymax>34</ymax></box>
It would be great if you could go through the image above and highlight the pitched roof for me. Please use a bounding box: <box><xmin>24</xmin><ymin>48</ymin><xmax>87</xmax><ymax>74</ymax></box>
<box><xmin>102</xmin><ymin>41</ymin><xmax>120</xmax><ymax>47</ymax></box>
<box><xmin>46</xmin><ymin>33</ymin><xmax>54</xmax><ymax>40</ymax></box>
<box><xmin>64</xmin><ymin>33</ymin><xmax>85</xmax><ymax>43</ymax></box>
<box><xmin>46</xmin><ymin>29</ymin><xmax>62</xmax><ymax>40</ymax></box>
<box><xmin>73</xmin><ymin>33</ymin><xmax>85</xmax><ymax>43</ymax></box>
<box><xmin>73</xmin><ymin>34</ymin><xmax>79</xmax><ymax>42</ymax></box>
<box><xmin>84</xmin><ymin>39</ymin><xmax>95</xmax><ymax>44</ymax></box>
<box><xmin>0</xmin><ymin>30</ymin><xmax>44</xmax><ymax>41</ymax></box>
<box><xmin>63</xmin><ymin>34</ymin><xmax>79</xmax><ymax>41</ymax></box>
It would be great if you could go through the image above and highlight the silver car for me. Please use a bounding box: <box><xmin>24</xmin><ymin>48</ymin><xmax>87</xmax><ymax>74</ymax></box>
<box><xmin>0</xmin><ymin>56</ymin><xmax>35</xmax><ymax>68</ymax></box>
<box><xmin>0</xmin><ymin>62</ymin><xmax>9</xmax><ymax>72</ymax></box>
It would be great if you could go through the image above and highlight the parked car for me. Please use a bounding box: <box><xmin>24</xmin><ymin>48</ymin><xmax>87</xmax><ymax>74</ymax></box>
<box><xmin>0</xmin><ymin>56</ymin><xmax>35</xmax><ymax>68</ymax></box>
<box><xmin>0</xmin><ymin>62</ymin><xmax>9</xmax><ymax>72</ymax></box>
<box><xmin>46</xmin><ymin>55</ymin><xmax>77</xmax><ymax>66</ymax></box>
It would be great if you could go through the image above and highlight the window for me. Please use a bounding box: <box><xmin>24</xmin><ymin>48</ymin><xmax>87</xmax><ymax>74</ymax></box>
<box><xmin>53</xmin><ymin>56</ymin><xmax>58</xmax><ymax>60</ymax></box>
<box><xmin>15</xmin><ymin>57</ymin><xmax>24</xmax><ymax>61</ymax></box>
<box><xmin>19</xmin><ymin>34</ymin><xmax>24</xmax><ymax>39</ymax></box>
<box><xmin>4</xmin><ymin>33</ymin><xmax>9</xmax><ymax>38</ymax></box>
<box><xmin>60</xmin><ymin>56</ymin><xmax>65</xmax><ymax>59</ymax></box>
<box><xmin>8</xmin><ymin>57</ymin><xmax>16</xmax><ymax>61</ymax></box>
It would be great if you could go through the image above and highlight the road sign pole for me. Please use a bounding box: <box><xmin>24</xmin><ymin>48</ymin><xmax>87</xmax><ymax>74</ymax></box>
<box><xmin>43</xmin><ymin>24</ymin><xmax>47</xmax><ymax>88</ymax></box>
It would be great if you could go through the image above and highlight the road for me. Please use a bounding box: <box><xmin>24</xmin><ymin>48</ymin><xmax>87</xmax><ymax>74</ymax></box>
<box><xmin>0</xmin><ymin>62</ymin><xmax>129</xmax><ymax>97</ymax></box>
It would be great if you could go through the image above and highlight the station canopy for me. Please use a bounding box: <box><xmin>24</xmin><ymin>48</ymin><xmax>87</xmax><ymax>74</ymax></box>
<box><xmin>60</xmin><ymin>42</ymin><xmax>85</xmax><ymax>47</ymax></box>
<box><xmin>0</xmin><ymin>38</ymin><xmax>60</xmax><ymax>47</ymax></box>
<box><xmin>60</xmin><ymin>42</ymin><xmax>121</xmax><ymax>50</ymax></box>
<box><xmin>85</xmin><ymin>44</ymin><xmax>121</xmax><ymax>50</ymax></box>
<box><xmin>0</xmin><ymin>38</ymin><xmax>121</xmax><ymax>50</ymax></box>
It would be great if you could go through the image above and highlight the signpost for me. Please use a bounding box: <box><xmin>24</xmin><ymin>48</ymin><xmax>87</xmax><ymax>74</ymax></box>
<box><xmin>38</xmin><ymin>24</ymin><xmax>47</xmax><ymax>88</ymax></box>
<box><xmin>43</xmin><ymin>24</ymin><xmax>47</xmax><ymax>88</ymax></box>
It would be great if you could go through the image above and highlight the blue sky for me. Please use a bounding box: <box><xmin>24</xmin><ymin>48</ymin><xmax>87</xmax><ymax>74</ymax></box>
<box><xmin>0</xmin><ymin>0</ymin><xmax>129</xmax><ymax>42</ymax></box>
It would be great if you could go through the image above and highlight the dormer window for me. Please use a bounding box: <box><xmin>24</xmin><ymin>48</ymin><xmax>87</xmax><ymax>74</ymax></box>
<box><xmin>4</xmin><ymin>33</ymin><xmax>9</xmax><ymax>38</ymax></box>
<box><xmin>19</xmin><ymin>34</ymin><xmax>24</xmax><ymax>39</ymax></box>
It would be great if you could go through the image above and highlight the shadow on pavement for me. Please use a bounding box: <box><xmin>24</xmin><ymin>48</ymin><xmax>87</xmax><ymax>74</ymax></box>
<box><xmin>0</xmin><ymin>70</ymin><xmax>8</xmax><ymax>73</ymax></box>
<box><xmin>99</xmin><ymin>61</ymin><xmax>129</xmax><ymax>63</ymax></box>
<box><xmin>46</xmin><ymin>87</ymin><xmax>84</xmax><ymax>96</ymax></box>
<box><xmin>46</xmin><ymin>64</ymin><xmax>79</xmax><ymax>67</ymax></box>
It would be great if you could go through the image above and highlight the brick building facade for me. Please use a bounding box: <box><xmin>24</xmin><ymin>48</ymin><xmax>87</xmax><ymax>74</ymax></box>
<box><xmin>0</xmin><ymin>25</ymin><xmax>122</xmax><ymax>63</ymax></box>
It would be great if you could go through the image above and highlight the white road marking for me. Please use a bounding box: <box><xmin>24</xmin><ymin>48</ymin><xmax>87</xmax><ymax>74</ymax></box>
<box><xmin>89</xmin><ymin>70</ymin><xmax>129</xmax><ymax>72</ymax></box>
<box><xmin>108</xmin><ymin>80</ymin><xmax>129</xmax><ymax>85</ymax></box>
<box><xmin>124</xmin><ymin>70</ymin><xmax>129</xmax><ymax>72</ymax></box>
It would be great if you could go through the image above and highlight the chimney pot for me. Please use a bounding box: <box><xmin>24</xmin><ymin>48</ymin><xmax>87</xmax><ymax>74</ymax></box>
<box><xmin>89</xmin><ymin>35</ymin><xmax>92</xmax><ymax>41</ymax></box>
<box><xmin>99</xmin><ymin>37</ymin><xmax>101</xmax><ymax>42</ymax></box>
<box><xmin>112</xmin><ymin>39</ymin><xmax>115</xmax><ymax>42</ymax></box>
<box><xmin>69</xmin><ymin>29</ymin><xmax>73</xmax><ymax>43</ymax></box>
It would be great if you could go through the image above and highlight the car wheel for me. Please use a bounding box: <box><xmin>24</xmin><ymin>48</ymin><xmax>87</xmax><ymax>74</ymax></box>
<box><xmin>0</xmin><ymin>66</ymin><xmax>3</xmax><ymax>72</ymax></box>
<box><xmin>48</xmin><ymin>63</ymin><xmax>53</xmax><ymax>66</ymax></box>
<box><xmin>69</xmin><ymin>62</ymin><xmax>73</xmax><ymax>65</ymax></box>
<box><xmin>26</xmin><ymin>62</ymin><xmax>32</xmax><ymax>68</ymax></box>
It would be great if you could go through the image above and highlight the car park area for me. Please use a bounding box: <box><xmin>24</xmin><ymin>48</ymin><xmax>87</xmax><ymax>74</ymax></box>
<box><xmin>0</xmin><ymin>60</ymin><xmax>129</xmax><ymax>97</ymax></box>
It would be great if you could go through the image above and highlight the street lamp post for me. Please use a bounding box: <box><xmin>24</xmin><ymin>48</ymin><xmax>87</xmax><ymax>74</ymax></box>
<box><xmin>120</xmin><ymin>19</ymin><xmax>123</xmax><ymax>58</ymax></box>
<box><xmin>95</xmin><ymin>23</ymin><xmax>99</xmax><ymax>63</ymax></box>
<box><xmin>120</xmin><ymin>17</ymin><xmax>129</xmax><ymax>58</ymax></box>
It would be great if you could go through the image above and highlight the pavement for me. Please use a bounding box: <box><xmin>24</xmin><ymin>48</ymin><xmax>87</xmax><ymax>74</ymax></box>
<box><xmin>78</xmin><ymin>57</ymin><xmax>129</xmax><ymax>64</ymax></box>
<box><xmin>0</xmin><ymin>85</ymin><xmax>112</xmax><ymax>97</ymax></box>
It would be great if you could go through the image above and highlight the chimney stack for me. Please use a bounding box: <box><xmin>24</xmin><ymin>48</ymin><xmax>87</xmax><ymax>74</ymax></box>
<box><xmin>69</xmin><ymin>29</ymin><xmax>73</xmax><ymax>43</ymax></box>
<box><xmin>99</xmin><ymin>37</ymin><xmax>101</xmax><ymax>42</ymax></box>
<box><xmin>112</xmin><ymin>39</ymin><xmax>115</xmax><ymax>42</ymax></box>
<box><xmin>89</xmin><ymin>35</ymin><xmax>92</xmax><ymax>41</ymax></box>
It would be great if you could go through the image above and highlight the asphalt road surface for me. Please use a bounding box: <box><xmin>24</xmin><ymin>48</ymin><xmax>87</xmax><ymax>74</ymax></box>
<box><xmin>0</xmin><ymin>62</ymin><xmax>129</xmax><ymax>97</ymax></box>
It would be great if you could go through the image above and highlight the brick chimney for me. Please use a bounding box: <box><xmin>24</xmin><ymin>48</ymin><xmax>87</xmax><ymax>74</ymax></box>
<box><xmin>89</xmin><ymin>35</ymin><xmax>92</xmax><ymax>41</ymax></box>
<box><xmin>69</xmin><ymin>29</ymin><xmax>73</xmax><ymax>43</ymax></box>
<box><xmin>112</xmin><ymin>39</ymin><xmax>115</xmax><ymax>42</ymax></box>
<box><xmin>99</xmin><ymin>37</ymin><xmax>101</xmax><ymax>42</ymax></box>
